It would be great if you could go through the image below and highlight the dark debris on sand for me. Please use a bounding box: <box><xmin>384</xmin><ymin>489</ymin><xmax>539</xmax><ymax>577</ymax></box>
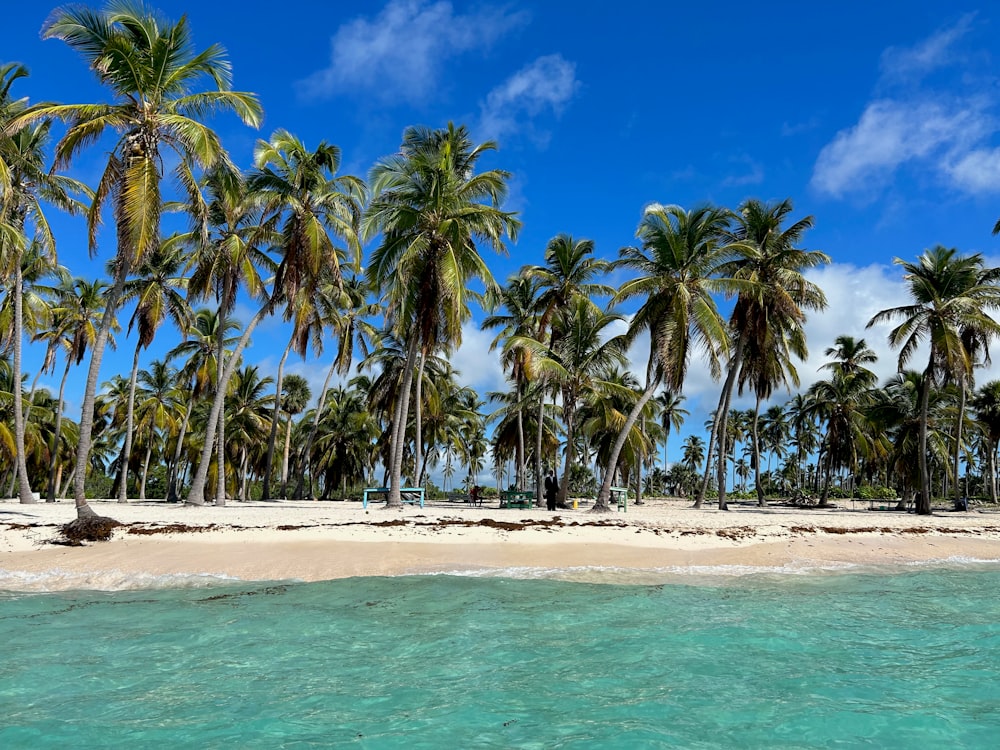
<box><xmin>60</xmin><ymin>515</ymin><xmax>122</xmax><ymax>545</ymax></box>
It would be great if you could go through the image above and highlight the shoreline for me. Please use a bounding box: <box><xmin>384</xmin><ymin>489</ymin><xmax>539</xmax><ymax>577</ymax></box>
<box><xmin>3</xmin><ymin>498</ymin><xmax>1000</xmax><ymax>590</ymax></box>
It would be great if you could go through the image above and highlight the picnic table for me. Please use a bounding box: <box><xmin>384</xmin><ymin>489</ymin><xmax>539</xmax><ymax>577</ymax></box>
<box><xmin>499</xmin><ymin>490</ymin><xmax>535</xmax><ymax>509</ymax></box>
<box><xmin>362</xmin><ymin>487</ymin><xmax>425</xmax><ymax>508</ymax></box>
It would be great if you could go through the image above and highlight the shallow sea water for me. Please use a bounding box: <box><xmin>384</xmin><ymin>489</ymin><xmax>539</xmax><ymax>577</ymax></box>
<box><xmin>2</xmin><ymin>565</ymin><xmax>1000</xmax><ymax>748</ymax></box>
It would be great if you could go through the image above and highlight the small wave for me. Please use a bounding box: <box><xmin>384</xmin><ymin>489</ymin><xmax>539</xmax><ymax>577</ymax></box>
<box><xmin>0</xmin><ymin>567</ymin><xmax>252</xmax><ymax>593</ymax></box>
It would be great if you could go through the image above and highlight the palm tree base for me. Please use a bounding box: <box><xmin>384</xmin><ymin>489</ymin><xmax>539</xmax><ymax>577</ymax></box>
<box><xmin>61</xmin><ymin>514</ymin><xmax>121</xmax><ymax>544</ymax></box>
<box><xmin>588</xmin><ymin>503</ymin><xmax>612</xmax><ymax>513</ymax></box>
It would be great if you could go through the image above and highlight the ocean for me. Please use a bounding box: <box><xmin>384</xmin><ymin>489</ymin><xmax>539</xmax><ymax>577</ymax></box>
<box><xmin>2</xmin><ymin>564</ymin><xmax>999</xmax><ymax>748</ymax></box>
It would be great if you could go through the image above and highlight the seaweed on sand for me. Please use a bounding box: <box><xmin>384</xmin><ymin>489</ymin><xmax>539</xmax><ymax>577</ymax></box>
<box><xmin>60</xmin><ymin>515</ymin><xmax>122</xmax><ymax>544</ymax></box>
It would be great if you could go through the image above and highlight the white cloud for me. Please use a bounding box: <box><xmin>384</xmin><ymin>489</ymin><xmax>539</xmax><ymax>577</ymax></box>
<box><xmin>810</xmin><ymin>98</ymin><xmax>993</xmax><ymax>198</ymax></box>
<box><xmin>944</xmin><ymin>147</ymin><xmax>1000</xmax><ymax>193</ymax></box>
<box><xmin>478</xmin><ymin>54</ymin><xmax>579</xmax><ymax>144</ymax></box>
<box><xmin>879</xmin><ymin>14</ymin><xmax>975</xmax><ymax>83</ymax></box>
<box><xmin>811</xmin><ymin>15</ymin><xmax>1000</xmax><ymax>200</ymax></box>
<box><xmin>449</xmin><ymin>322</ymin><xmax>507</xmax><ymax>394</ymax></box>
<box><xmin>298</xmin><ymin>0</ymin><xmax>527</xmax><ymax>103</ymax></box>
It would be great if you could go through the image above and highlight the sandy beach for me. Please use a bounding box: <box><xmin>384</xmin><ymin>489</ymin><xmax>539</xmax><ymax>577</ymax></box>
<box><xmin>3</xmin><ymin>496</ymin><xmax>1000</xmax><ymax>589</ymax></box>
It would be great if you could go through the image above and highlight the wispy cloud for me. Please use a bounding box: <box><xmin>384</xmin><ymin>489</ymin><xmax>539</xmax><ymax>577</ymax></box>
<box><xmin>811</xmin><ymin>15</ymin><xmax>1000</xmax><ymax>199</ymax></box>
<box><xmin>478</xmin><ymin>54</ymin><xmax>579</xmax><ymax>145</ymax></box>
<box><xmin>721</xmin><ymin>154</ymin><xmax>765</xmax><ymax>188</ymax></box>
<box><xmin>298</xmin><ymin>0</ymin><xmax>527</xmax><ymax>103</ymax></box>
<box><xmin>811</xmin><ymin>98</ymin><xmax>993</xmax><ymax>197</ymax></box>
<box><xmin>879</xmin><ymin>13</ymin><xmax>976</xmax><ymax>84</ymax></box>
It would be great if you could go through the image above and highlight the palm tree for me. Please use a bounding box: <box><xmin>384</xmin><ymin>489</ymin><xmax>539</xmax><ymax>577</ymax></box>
<box><xmin>364</xmin><ymin>122</ymin><xmax>520</xmax><ymax>507</ymax></box>
<box><xmin>224</xmin><ymin>365</ymin><xmax>274</xmax><ymax>500</ymax></box>
<box><xmin>820</xmin><ymin>335</ymin><xmax>878</xmax><ymax>386</ymax></box>
<box><xmin>972</xmin><ymin>380</ymin><xmax>1000</xmax><ymax>503</ymax></box>
<box><xmin>868</xmin><ymin>246</ymin><xmax>1000</xmax><ymax>514</ymax></box>
<box><xmin>698</xmin><ymin>198</ymin><xmax>828</xmax><ymax>511</ymax></box>
<box><xmin>182</xmin><ymin>165</ymin><xmax>275</xmax><ymax>505</ymax></box>
<box><xmin>515</xmin><ymin>299</ymin><xmax>627</xmax><ymax>507</ymax></box>
<box><xmin>483</xmin><ymin>273</ymin><xmax>542</xmax><ymax>491</ymax></box>
<box><xmin>521</xmin><ymin>234</ymin><xmax>612</xmax><ymax>503</ymax></box>
<box><xmin>278</xmin><ymin>373</ymin><xmax>311</xmax><ymax>496</ymax></box>
<box><xmin>249</xmin><ymin>130</ymin><xmax>365</xmax><ymax>500</ymax></box>
<box><xmin>43</xmin><ymin>278</ymin><xmax>114</xmax><ymax>501</ymax></box>
<box><xmin>20</xmin><ymin>3</ymin><xmax>263</xmax><ymax>518</ymax></box>
<box><xmin>598</xmin><ymin>203</ymin><xmax>734</xmax><ymax>511</ymax></box>
<box><xmin>115</xmin><ymin>245</ymin><xmax>190</xmax><ymax>502</ymax></box>
<box><xmin>0</xmin><ymin>63</ymin><xmax>88</xmax><ymax>503</ymax></box>
<box><xmin>655</xmin><ymin>391</ymin><xmax>688</xmax><ymax>472</ymax></box>
<box><xmin>131</xmin><ymin>359</ymin><xmax>180</xmax><ymax>500</ymax></box>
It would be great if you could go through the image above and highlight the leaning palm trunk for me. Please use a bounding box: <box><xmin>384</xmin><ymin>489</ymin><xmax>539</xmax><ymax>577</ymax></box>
<box><xmin>12</xmin><ymin>263</ymin><xmax>35</xmax><ymax>503</ymax></box>
<box><xmin>696</xmin><ymin>337</ymin><xmax>745</xmax><ymax>509</ymax></box>
<box><xmin>118</xmin><ymin>345</ymin><xmax>142</xmax><ymax>503</ymax></box>
<box><xmin>280</xmin><ymin>412</ymin><xmax>293</xmax><ymax>496</ymax></box>
<box><xmin>595</xmin><ymin>361</ymin><xmax>658</xmax><ymax>511</ymax></box>
<box><xmin>262</xmin><ymin>338</ymin><xmax>293</xmax><ymax>500</ymax></box>
<box><xmin>215</xmin><ymin>309</ymin><xmax>227</xmax><ymax>506</ymax></box>
<box><xmin>186</xmin><ymin>305</ymin><xmax>270</xmax><ymax>506</ymax></box>
<box><xmin>387</xmin><ymin>335</ymin><xmax>421</xmax><ymax>508</ymax></box>
<box><xmin>139</xmin><ymin>443</ymin><xmax>152</xmax><ymax>501</ymax></box>
<box><xmin>72</xmin><ymin>266</ymin><xmax>129</xmax><ymax>519</ymax></box>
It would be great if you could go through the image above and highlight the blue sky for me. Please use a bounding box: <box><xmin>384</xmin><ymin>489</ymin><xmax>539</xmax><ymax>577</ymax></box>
<box><xmin>6</xmin><ymin>1</ymin><xmax>1000</xmax><ymax>473</ymax></box>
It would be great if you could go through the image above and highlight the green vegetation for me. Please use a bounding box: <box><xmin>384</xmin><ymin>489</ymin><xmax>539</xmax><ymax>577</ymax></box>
<box><xmin>2</xmin><ymin>3</ymin><xmax>1000</xmax><ymax>517</ymax></box>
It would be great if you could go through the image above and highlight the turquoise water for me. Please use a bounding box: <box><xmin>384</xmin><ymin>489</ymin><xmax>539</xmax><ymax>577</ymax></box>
<box><xmin>2</xmin><ymin>567</ymin><xmax>1000</xmax><ymax>748</ymax></box>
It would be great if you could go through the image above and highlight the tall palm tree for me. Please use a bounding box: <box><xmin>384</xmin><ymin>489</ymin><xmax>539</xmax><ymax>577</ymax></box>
<box><xmin>655</xmin><ymin>391</ymin><xmax>688</xmax><ymax>472</ymax></box>
<box><xmin>249</xmin><ymin>130</ymin><xmax>365</xmax><ymax>500</ymax></box>
<box><xmin>20</xmin><ymin>3</ymin><xmax>263</xmax><ymax>518</ymax></box>
<box><xmin>115</xmin><ymin>244</ymin><xmax>190</xmax><ymax>502</ymax></box>
<box><xmin>165</xmin><ymin>307</ymin><xmax>239</xmax><ymax>501</ymax></box>
<box><xmin>698</xmin><ymin>198</ymin><xmax>828</xmax><ymax>510</ymax></box>
<box><xmin>182</xmin><ymin>165</ymin><xmax>275</xmax><ymax>505</ymax></box>
<box><xmin>44</xmin><ymin>278</ymin><xmax>114</xmax><ymax>501</ymax></box>
<box><xmin>224</xmin><ymin>365</ymin><xmax>274</xmax><ymax>500</ymax></box>
<box><xmin>521</xmin><ymin>234</ymin><xmax>612</xmax><ymax>503</ymax></box>
<box><xmin>820</xmin><ymin>335</ymin><xmax>878</xmax><ymax>386</ymax></box>
<box><xmin>131</xmin><ymin>359</ymin><xmax>180</xmax><ymax>500</ymax></box>
<box><xmin>597</xmin><ymin>203</ymin><xmax>734</xmax><ymax>511</ymax></box>
<box><xmin>972</xmin><ymin>380</ymin><xmax>1000</xmax><ymax>503</ymax></box>
<box><xmin>514</xmin><ymin>299</ymin><xmax>627</xmax><ymax>507</ymax></box>
<box><xmin>0</xmin><ymin>63</ymin><xmax>88</xmax><ymax>503</ymax></box>
<box><xmin>868</xmin><ymin>246</ymin><xmax>1000</xmax><ymax>514</ymax></box>
<box><xmin>483</xmin><ymin>273</ymin><xmax>542</xmax><ymax>491</ymax></box>
<box><xmin>364</xmin><ymin>122</ymin><xmax>520</xmax><ymax>507</ymax></box>
<box><xmin>278</xmin><ymin>373</ymin><xmax>311</xmax><ymax>496</ymax></box>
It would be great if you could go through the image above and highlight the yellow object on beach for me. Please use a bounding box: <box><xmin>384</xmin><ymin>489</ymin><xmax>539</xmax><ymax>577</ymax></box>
<box><xmin>572</xmin><ymin>499</ymin><xmax>578</xmax><ymax>509</ymax></box>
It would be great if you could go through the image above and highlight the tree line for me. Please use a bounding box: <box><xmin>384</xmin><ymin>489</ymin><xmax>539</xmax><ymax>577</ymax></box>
<box><xmin>2</xmin><ymin>3</ymin><xmax>1000</xmax><ymax>519</ymax></box>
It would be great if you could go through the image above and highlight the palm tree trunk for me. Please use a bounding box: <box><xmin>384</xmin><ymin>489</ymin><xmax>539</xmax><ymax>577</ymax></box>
<box><xmin>281</xmin><ymin>412</ymin><xmax>293</xmax><ymax>496</ymax></box>
<box><xmin>166</xmin><ymin>395</ymin><xmax>194</xmax><ymax>502</ymax></box>
<box><xmin>595</xmin><ymin>357</ymin><xmax>657</xmax><ymax>511</ymax></box>
<box><xmin>535</xmin><ymin>379</ymin><xmax>545</xmax><ymax>506</ymax></box>
<box><xmin>515</xmin><ymin>384</ymin><xmax>525</xmax><ymax>491</ymax></box>
<box><xmin>990</xmin><ymin>440</ymin><xmax>998</xmax><ymax>504</ymax></box>
<box><xmin>12</xmin><ymin>262</ymin><xmax>35</xmax><ymax>503</ymax></box>
<box><xmin>559</xmin><ymin>404</ymin><xmax>574</xmax><ymax>509</ymax></box>
<box><xmin>186</xmin><ymin>304</ymin><xmax>271</xmax><ymax>506</ymax></box>
<box><xmin>414</xmin><ymin>349</ymin><xmax>426</xmax><ymax>486</ymax></box>
<box><xmin>118</xmin><ymin>344</ymin><xmax>143</xmax><ymax>503</ymax></box>
<box><xmin>954</xmin><ymin>380</ymin><xmax>967</xmax><ymax>507</ymax></box>
<box><xmin>139</xmin><ymin>444</ymin><xmax>152</xmax><ymax>501</ymax></box>
<box><xmin>697</xmin><ymin>336</ymin><xmax>745</xmax><ymax>509</ymax></box>
<box><xmin>214</xmin><ymin>305</ymin><xmax>227</xmax><ymax>506</ymax></box>
<box><xmin>73</xmin><ymin>264</ymin><xmax>129</xmax><ymax>519</ymax></box>
<box><xmin>46</xmin><ymin>359</ymin><xmax>72</xmax><ymax>503</ymax></box>
<box><xmin>753</xmin><ymin>395</ymin><xmax>765</xmax><ymax>507</ymax></box>
<box><xmin>262</xmin><ymin>337</ymin><xmax>293</xmax><ymax>500</ymax></box>
<box><xmin>387</xmin><ymin>335</ymin><xmax>421</xmax><ymax>508</ymax></box>
<box><xmin>238</xmin><ymin>448</ymin><xmax>249</xmax><ymax>501</ymax></box>
<box><xmin>917</xmin><ymin>360</ymin><xmax>934</xmax><ymax>515</ymax></box>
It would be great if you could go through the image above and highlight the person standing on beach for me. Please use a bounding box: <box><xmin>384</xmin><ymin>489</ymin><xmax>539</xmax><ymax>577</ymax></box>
<box><xmin>544</xmin><ymin>471</ymin><xmax>558</xmax><ymax>511</ymax></box>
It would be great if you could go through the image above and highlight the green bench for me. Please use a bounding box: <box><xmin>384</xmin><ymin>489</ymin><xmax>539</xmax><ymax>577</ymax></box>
<box><xmin>500</xmin><ymin>490</ymin><xmax>535</xmax><ymax>509</ymax></box>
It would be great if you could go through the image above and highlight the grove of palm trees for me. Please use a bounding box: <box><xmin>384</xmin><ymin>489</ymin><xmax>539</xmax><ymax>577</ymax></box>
<box><xmin>4</xmin><ymin>3</ymin><xmax>1000</xmax><ymax>521</ymax></box>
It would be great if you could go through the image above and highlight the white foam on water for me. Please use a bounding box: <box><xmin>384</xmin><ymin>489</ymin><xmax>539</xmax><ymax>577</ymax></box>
<box><xmin>0</xmin><ymin>567</ymin><xmax>252</xmax><ymax>593</ymax></box>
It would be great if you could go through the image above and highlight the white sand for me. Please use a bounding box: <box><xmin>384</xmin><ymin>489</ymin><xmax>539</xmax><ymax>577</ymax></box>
<box><xmin>2</xmin><ymin>497</ymin><xmax>1000</xmax><ymax>588</ymax></box>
